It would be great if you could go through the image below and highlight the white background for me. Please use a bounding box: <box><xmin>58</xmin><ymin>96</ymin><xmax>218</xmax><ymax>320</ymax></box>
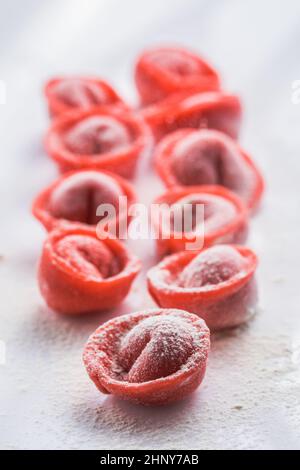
<box><xmin>0</xmin><ymin>0</ymin><xmax>300</xmax><ymax>450</ymax></box>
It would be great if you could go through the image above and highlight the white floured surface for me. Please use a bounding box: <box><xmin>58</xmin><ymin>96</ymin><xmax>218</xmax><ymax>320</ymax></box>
<box><xmin>0</xmin><ymin>0</ymin><xmax>300</xmax><ymax>450</ymax></box>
